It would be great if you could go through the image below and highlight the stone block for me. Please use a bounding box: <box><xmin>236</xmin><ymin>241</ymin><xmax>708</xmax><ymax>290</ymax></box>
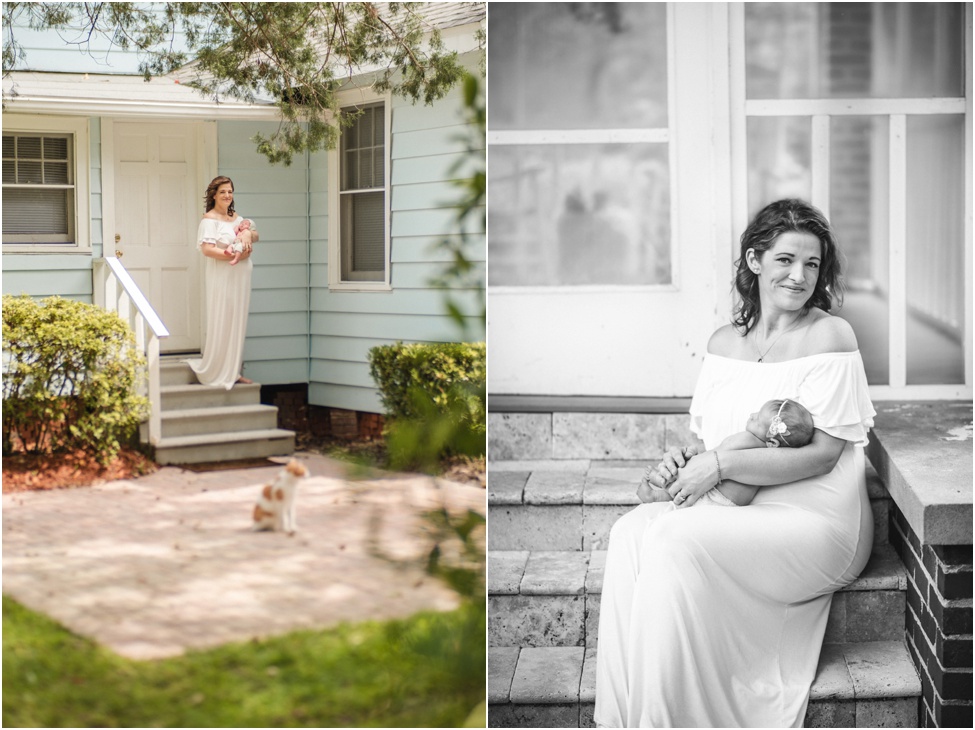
<box><xmin>845</xmin><ymin>591</ymin><xmax>905</xmax><ymax>641</ymax></box>
<box><xmin>664</xmin><ymin>414</ymin><xmax>705</xmax><ymax>453</ymax></box>
<box><xmin>580</xmin><ymin>702</ymin><xmax>596</xmax><ymax>728</ymax></box>
<box><xmin>824</xmin><ymin>593</ymin><xmax>847</xmax><ymax>643</ymax></box>
<box><xmin>489</xmin><ymin>595</ymin><xmax>585</xmax><ymax>647</ymax></box>
<box><xmin>553</xmin><ymin>413</ymin><xmax>666</xmax><ymax>460</ymax></box>
<box><xmin>585</xmin><ymin>594</ymin><xmax>600</xmax><ymax>646</ymax></box>
<box><xmin>586</xmin><ymin>551</ymin><xmax>607</xmax><ymax>594</ymax></box>
<box><xmin>490</xmin><ymin>459</ymin><xmax>591</xmax><ymax>473</ymax></box>
<box><xmin>489</xmin><ymin>551</ymin><xmax>529</xmax><ymax>595</ymax></box>
<box><xmin>583</xmin><ymin>504</ymin><xmax>634</xmax><ymax>551</ymax></box>
<box><xmin>846</xmin><ymin>641</ymin><xmax>922</xmax><ymax>699</ymax></box>
<box><xmin>805</xmin><ymin>699</ymin><xmax>856</xmax><ymax>728</ymax></box>
<box><xmin>489</xmin><ymin>472</ymin><xmax>529</xmax><ymax>506</ymax></box>
<box><xmin>489</xmin><ymin>646</ymin><xmax>520</xmax><ymax>703</ymax></box>
<box><xmin>489</xmin><ymin>413</ymin><xmax>553</xmax><ymax>461</ymax></box>
<box><xmin>810</xmin><ymin>643</ymin><xmax>854</xmax><ymax>700</ymax></box>
<box><xmin>579</xmin><ymin>646</ymin><xmax>597</xmax><ymax>702</ymax></box>
<box><xmin>525</xmin><ymin>471</ymin><xmax>586</xmax><ymax>505</ymax></box>
<box><xmin>488</xmin><ymin>703</ymin><xmax>578</xmax><ymax>728</ymax></box>
<box><xmin>583</xmin><ymin>470</ymin><xmax>643</xmax><ymax>505</ymax></box>
<box><xmin>849</xmin><ymin>544</ymin><xmax>908</xmax><ymax>592</ymax></box>
<box><xmin>489</xmin><ymin>505</ymin><xmax>583</xmax><ymax>551</ymax></box>
<box><xmin>522</xmin><ymin>551</ymin><xmax>590</xmax><ymax>595</ymax></box>
<box><xmin>855</xmin><ymin>697</ymin><xmax>918</xmax><ymax>728</ymax></box>
<box><xmin>510</xmin><ymin>646</ymin><xmax>584</xmax><ymax>703</ymax></box>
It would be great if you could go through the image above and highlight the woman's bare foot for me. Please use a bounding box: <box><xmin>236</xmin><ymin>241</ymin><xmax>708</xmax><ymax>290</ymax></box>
<box><xmin>236</xmin><ymin>375</ymin><xmax>254</xmax><ymax>385</ymax></box>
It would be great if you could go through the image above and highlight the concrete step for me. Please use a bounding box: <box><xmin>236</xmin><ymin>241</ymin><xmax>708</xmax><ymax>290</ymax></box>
<box><xmin>160</xmin><ymin>382</ymin><xmax>262</xmax><ymax>411</ymax></box>
<box><xmin>488</xmin><ymin>461</ymin><xmax>893</xmax><ymax>551</ymax></box>
<box><xmin>161</xmin><ymin>404</ymin><xmax>280</xmax><ymax>439</ymax></box>
<box><xmin>152</xmin><ymin>428</ymin><xmax>295</xmax><ymax>465</ymax></box>
<box><xmin>488</xmin><ymin>640</ymin><xmax>921</xmax><ymax>728</ymax></box>
<box><xmin>159</xmin><ymin>360</ymin><xmax>200</xmax><ymax>386</ymax></box>
<box><xmin>488</xmin><ymin>544</ymin><xmax>908</xmax><ymax>649</ymax></box>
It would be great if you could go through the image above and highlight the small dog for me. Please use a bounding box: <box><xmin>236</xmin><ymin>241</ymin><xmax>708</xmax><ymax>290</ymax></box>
<box><xmin>252</xmin><ymin>459</ymin><xmax>308</xmax><ymax>533</ymax></box>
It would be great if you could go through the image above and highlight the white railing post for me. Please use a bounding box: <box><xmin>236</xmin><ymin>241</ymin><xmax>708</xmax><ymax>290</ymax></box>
<box><xmin>92</xmin><ymin>257</ymin><xmax>169</xmax><ymax>447</ymax></box>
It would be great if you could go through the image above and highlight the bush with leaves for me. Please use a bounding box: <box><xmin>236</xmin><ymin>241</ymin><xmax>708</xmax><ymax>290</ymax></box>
<box><xmin>368</xmin><ymin>341</ymin><xmax>485</xmax><ymax>471</ymax></box>
<box><xmin>2</xmin><ymin>295</ymin><xmax>149</xmax><ymax>463</ymax></box>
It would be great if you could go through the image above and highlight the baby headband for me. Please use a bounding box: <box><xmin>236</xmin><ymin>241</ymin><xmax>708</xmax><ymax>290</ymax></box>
<box><xmin>766</xmin><ymin>399</ymin><xmax>792</xmax><ymax>448</ymax></box>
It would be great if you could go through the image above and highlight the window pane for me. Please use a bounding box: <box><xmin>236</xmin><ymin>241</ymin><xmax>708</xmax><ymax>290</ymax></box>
<box><xmin>488</xmin><ymin>143</ymin><xmax>671</xmax><ymax>287</ymax></box>
<box><xmin>2</xmin><ymin>188</ymin><xmax>69</xmax><ymax>236</ymax></box>
<box><xmin>745</xmin><ymin>3</ymin><xmax>964</xmax><ymax>99</ymax></box>
<box><xmin>489</xmin><ymin>2</ymin><xmax>668</xmax><ymax>130</ymax></box>
<box><xmin>43</xmin><ymin>137</ymin><xmax>68</xmax><ymax>160</ymax></box>
<box><xmin>746</xmin><ymin>117</ymin><xmax>811</xmax><ymax>216</ymax></box>
<box><xmin>341</xmin><ymin>105</ymin><xmax>383</xmax><ymax>192</ymax></box>
<box><xmin>906</xmin><ymin>114</ymin><xmax>965</xmax><ymax>384</ymax></box>
<box><xmin>340</xmin><ymin>191</ymin><xmax>384</xmax><ymax>280</ymax></box>
<box><xmin>44</xmin><ymin>161</ymin><xmax>69</xmax><ymax>184</ymax></box>
<box><xmin>17</xmin><ymin>136</ymin><xmax>41</xmax><ymax>159</ymax></box>
<box><xmin>830</xmin><ymin>116</ymin><xmax>890</xmax><ymax>385</ymax></box>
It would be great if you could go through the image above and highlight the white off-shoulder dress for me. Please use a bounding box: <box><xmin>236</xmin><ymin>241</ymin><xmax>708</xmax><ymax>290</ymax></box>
<box><xmin>594</xmin><ymin>351</ymin><xmax>876</xmax><ymax>728</ymax></box>
<box><xmin>187</xmin><ymin>216</ymin><xmax>253</xmax><ymax>390</ymax></box>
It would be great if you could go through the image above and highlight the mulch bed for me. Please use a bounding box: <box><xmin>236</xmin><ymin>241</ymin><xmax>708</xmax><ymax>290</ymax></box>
<box><xmin>1</xmin><ymin>448</ymin><xmax>158</xmax><ymax>494</ymax></box>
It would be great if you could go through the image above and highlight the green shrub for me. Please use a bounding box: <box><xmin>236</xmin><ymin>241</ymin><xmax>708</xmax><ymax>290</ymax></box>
<box><xmin>368</xmin><ymin>341</ymin><xmax>485</xmax><ymax>470</ymax></box>
<box><xmin>2</xmin><ymin>295</ymin><xmax>149</xmax><ymax>463</ymax></box>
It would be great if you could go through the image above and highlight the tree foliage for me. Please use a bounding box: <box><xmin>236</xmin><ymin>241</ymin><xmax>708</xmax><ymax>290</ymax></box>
<box><xmin>2</xmin><ymin>2</ymin><xmax>482</xmax><ymax>164</ymax></box>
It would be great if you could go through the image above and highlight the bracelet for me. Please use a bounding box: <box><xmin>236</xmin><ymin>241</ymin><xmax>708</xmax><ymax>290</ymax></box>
<box><xmin>713</xmin><ymin>451</ymin><xmax>722</xmax><ymax>486</ymax></box>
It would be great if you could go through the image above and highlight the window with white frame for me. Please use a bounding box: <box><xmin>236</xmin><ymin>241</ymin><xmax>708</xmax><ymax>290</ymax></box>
<box><xmin>334</xmin><ymin>101</ymin><xmax>388</xmax><ymax>285</ymax></box>
<box><xmin>488</xmin><ymin>2</ymin><xmax>672</xmax><ymax>288</ymax></box>
<box><xmin>735</xmin><ymin>2</ymin><xmax>970</xmax><ymax>396</ymax></box>
<box><xmin>1</xmin><ymin>116</ymin><xmax>89</xmax><ymax>252</ymax></box>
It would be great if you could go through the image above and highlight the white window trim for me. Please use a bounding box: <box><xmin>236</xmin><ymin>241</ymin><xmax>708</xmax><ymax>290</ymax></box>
<box><xmin>327</xmin><ymin>89</ymin><xmax>392</xmax><ymax>292</ymax></box>
<box><xmin>728</xmin><ymin>1</ymin><xmax>973</xmax><ymax>400</ymax></box>
<box><xmin>2</xmin><ymin>114</ymin><xmax>91</xmax><ymax>254</ymax></box>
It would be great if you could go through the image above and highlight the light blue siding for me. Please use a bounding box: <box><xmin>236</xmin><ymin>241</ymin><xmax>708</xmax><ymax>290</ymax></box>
<box><xmin>220</xmin><ymin>120</ymin><xmax>311</xmax><ymax>386</ymax></box>
<box><xmin>0</xmin><ymin>117</ymin><xmax>100</xmax><ymax>303</ymax></box>
<box><xmin>307</xmin><ymin>54</ymin><xmax>485</xmax><ymax>414</ymax></box>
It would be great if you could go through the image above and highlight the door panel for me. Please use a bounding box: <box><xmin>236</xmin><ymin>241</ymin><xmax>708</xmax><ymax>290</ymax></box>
<box><xmin>113</xmin><ymin>122</ymin><xmax>201</xmax><ymax>352</ymax></box>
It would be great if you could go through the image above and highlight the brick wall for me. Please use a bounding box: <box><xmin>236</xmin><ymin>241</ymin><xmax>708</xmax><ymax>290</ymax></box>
<box><xmin>261</xmin><ymin>384</ymin><xmax>385</xmax><ymax>441</ymax></box>
<box><xmin>889</xmin><ymin>504</ymin><xmax>974</xmax><ymax>728</ymax></box>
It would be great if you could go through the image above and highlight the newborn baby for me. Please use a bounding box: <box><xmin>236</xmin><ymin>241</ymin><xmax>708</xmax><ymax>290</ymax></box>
<box><xmin>643</xmin><ymin>398</ymin><xmax>815</xmax><ymax>507</ymax></box>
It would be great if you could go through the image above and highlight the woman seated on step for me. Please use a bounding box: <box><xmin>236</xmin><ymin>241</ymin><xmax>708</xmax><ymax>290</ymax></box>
<box><xmin>187</xmin><ymin>175</ymin><xmax>259</xmax><ymax>390</ymax></box>
<box><xmin>594</xmin><ymin>199</ymin><xmax>876</xmax><ymax>728</ymax></box>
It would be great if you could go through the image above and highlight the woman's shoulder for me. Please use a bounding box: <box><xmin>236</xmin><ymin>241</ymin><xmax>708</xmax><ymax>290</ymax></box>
<box><xmin>801</xmin><ymin>311</ymin><xmax>858</xmax><ymax>356</ymax></box>
<box><xmin>706</xmin><ymin>324</ymin><xmax>743</xmax><ymax>357</ymax></box>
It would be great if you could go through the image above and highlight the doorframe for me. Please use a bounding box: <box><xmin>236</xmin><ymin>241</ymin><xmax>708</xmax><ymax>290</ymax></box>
<box><xmin>100</xmin><ymin>117</ymin><xmax>217</xmax><ymax>353</ymax></box>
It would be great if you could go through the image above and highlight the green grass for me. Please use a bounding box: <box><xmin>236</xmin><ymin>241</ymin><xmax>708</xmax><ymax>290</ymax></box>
<box><xmin>2</xmin><ymin>594</ymin><xmax>485</xmax><ymax>728</ymax></box>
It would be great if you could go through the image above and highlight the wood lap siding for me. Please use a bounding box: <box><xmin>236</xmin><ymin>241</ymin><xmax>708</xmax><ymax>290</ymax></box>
<box><xmin>309</xmin><ymin>66</ymin><xmax>485</xmax><ymax>414</ymax></box>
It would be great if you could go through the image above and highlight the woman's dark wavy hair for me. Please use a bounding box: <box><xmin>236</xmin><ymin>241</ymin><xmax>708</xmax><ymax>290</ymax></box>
<box><xmin>204</xmin><ymin>175</ymin><xmax>235</xmax><ymax>216</ymax></box>
<box><xmin>733</xmin><ymin>199</ymin><xmax>844</xmax><ymax>334</ymax></box>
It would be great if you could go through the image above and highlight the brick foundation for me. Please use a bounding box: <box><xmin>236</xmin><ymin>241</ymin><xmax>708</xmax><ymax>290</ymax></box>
<box><xmin>260</xmin><ymin>384</ymin><xmax>385</xmax><ymax>441</ymax></box>
<box><xmin>889</xmin><ymin>503</ymin><xmax>973</xmax><ymax>728</ymax></box>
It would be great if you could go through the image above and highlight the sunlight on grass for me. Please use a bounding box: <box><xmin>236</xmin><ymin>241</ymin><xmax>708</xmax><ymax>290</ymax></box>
<box><xmin>3</xmin><ymin>595</ymin><xmax>485</xmax><ymax>728</ymax></box>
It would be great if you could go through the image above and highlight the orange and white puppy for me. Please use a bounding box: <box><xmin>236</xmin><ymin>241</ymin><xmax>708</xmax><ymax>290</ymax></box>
<box><xmin>252</xmin><ymin>459</ymin><xmax>308</xmax><ymax>533</ymax></box>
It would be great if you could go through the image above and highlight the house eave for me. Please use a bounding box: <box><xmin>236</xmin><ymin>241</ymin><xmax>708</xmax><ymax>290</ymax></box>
<box><xmin>2</xmin><ymin>95</ymin><xmax>283</xmax><ymax>120</ymax></box>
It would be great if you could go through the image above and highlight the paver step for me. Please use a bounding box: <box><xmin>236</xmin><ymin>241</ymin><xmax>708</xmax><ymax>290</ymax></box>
<box><xmin>161</xmin><ymin>404</ymin><xmax>280</xmax><ymax>438</ymax></box>
<box><xmin>488</xmin><ymin>640</ymin><xmax>921</xmax><ymax>728</ymax></box>
<box><xmin>152</xmin><ymin>428</ymin><xmax>295</xmax><ymax>465</ymax></box>
<box><xmin>160</xmin><ymin>382</ymin><xmax>262</xmax><ymax>411</ymax></box>
<box><xmin>488</xmin><ymin>461</ymin><xmax>893</xmax><ymax>551</ymax></box>
<box><xmin>489</xmin><ymin>544</ymin><xmax>908</xmax><ymax>649</ymax></box>
<box><xmin>159</xmin><ymin>360</ymin><xmax>200</xmax><ymax>386</ymax></box>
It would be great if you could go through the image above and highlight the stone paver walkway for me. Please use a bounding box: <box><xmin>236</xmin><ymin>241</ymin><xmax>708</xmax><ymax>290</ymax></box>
<box><xmin>2</xmin><ymin>453</ymin><xmax>485</xmax><ymax>660</ymax></box>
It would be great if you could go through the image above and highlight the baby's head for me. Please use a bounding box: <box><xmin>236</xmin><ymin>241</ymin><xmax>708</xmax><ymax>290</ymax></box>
<box><xmin>235</xmin><ymin>219</ymin><xmax>251</xmax><ymax>233</ymax></box>
<box><xmin>746</xmin><ymin>399</ymin><xmax>814</xmax><ymax>448</ymax></box>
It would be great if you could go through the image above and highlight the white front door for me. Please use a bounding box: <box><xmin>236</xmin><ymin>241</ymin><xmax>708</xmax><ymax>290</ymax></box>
<box><xmin>111</xmin><ymin>121</ymin><xmax>203</xmax><ymax>353</ymax></box>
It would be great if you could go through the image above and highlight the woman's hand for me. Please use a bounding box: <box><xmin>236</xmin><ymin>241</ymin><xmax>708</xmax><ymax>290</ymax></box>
<box><xmin>656</xmin><ymin>445</ymin><xmax>700</xmax><ymax>481</ymax></box>
<box><xmin>668</xmin><ymin>450</ymin><xmax>720</xmax><ymax>508</ymax></box>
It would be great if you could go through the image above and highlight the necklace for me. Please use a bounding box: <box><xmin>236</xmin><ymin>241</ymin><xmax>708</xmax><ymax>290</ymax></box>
<box><xmin>754</xmin><ymin>315</ymin><xmax>806</xmax><ymax>362</ymax></box>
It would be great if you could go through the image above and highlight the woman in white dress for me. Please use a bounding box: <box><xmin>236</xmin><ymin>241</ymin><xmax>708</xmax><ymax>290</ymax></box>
<box><xmin>187</xmin><ymin>176</ymin><xmax>259</xmax><ymax>389</ymax></box>
<box><xmin>594</xmin><ymin>199</ymin><xmax>876</xmax><ymax>728</ymax></box>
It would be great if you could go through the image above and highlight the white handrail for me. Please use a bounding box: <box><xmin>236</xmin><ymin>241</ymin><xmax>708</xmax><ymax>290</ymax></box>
<box><xmin>93</xmin><ymin>256</ymin><xmax>169</xmax><ymax>446</ymax></box>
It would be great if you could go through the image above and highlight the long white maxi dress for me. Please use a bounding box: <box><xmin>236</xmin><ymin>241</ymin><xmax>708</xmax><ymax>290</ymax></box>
<box><xmin>187</xmin><ymin>216</ymin><xmax>253</xmax><ymax>390</ymax></box>
<box><xmin>594</xmin><ymin>351</ymin><xmax>876</xmax><ymax>728</ymax></box>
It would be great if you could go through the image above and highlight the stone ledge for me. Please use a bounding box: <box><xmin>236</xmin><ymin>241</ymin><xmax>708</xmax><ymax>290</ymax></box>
<box><xmin>865</xmin><ymin>402</ymin><xmax>973</xmax><ymax>546</ymax></box>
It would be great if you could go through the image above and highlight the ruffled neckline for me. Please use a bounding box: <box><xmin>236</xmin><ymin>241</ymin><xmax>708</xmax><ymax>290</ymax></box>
<box><xmin>706</xmin><ymin>350</ymin><xmax>861</xmax><ymax>366</ymax></box>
